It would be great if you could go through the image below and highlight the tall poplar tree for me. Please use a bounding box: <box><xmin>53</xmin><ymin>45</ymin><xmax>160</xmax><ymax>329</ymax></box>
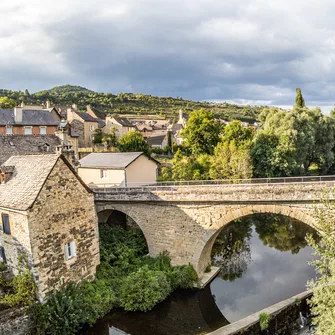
<box><xmin>295</xmin><ymin>88</ymin><xmax>305</xmax><ymax>108</ymax></box>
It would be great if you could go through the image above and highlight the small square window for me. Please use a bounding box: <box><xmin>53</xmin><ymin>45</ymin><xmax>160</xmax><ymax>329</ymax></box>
<box><xmin>100</xmin><ymin>169</ymin><xmax>108</xmax><ymax>179</ymax></box>
<box><xmin>1</xmin><ymin>214</ymin><xmax>10</xmax><ymax>235</ymax></box>
<box><xmin>90</xmin><ymin>125</ymin><xmax>95</xmax><ymax>131</ymax></box>
<box><xmin>65</xmin><ymin>241</ymin><xmax>76</xmax><ymax>261</ymax></box>
<box><xmin>6</xmin><ymin>126</ymin><xmax>12</xmax><ymax>135</ymax></box>
<box><xmin>24</xmin><ymin>127</ymin><xmax>32</xmax><ymax>135</ymax></box>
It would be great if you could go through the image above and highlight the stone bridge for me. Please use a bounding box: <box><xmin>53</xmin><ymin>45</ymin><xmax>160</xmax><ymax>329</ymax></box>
<box><xmin>94</xmin><ymin>178</ymin><xmax>335</xmax><ymax>279</ymax></box>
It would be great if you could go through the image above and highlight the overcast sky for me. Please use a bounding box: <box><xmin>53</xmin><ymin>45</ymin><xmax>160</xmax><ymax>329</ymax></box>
<box><xmin>1</xmin><ymin>1</ymin><xmax>335</xmax><ymax>113</ymax></box>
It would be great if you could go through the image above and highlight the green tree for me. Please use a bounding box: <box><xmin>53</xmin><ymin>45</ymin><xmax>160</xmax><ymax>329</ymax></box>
<box><xmin>0</xmin><ymin>97</ymin><xmax>16</xmax><ymax>108</ymax></box>
<box><xmin>171</xmin><ymin>149</ymin><xmax>195</xmax><ymax>180</ymax></box>
<box><xmin>182</xmin><ymin>109</ymin><xmax>222</xmax><ymax>155</ymax></box>
<box><xmin>306</xmin><ymin>200</ymin><xmax>335</xmax><ymax>334</ymax></box>
<box><xmin>119</xmin><ymin>130</ymin><xmax>150</xmax><ymax>155</ymax></box>
<box><xmin>295</xmin><ymin>87</ymin><xmax>305</xmax><ymax>108</ymax></box>
<box><xmin>210</xmin><ymin>121</ymin><xmax>253</xmax><ymax>180</ymax></box>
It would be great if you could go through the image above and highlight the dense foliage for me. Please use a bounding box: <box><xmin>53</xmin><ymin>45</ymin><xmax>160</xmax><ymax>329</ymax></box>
<box><xmin>33</xmin><ymin>226</ymin><xmax>197</xmax><ymax>334</ymax></box>
<box><xmin>0</xmin><ymin>258</ymin><xmax>36</xmax><ymax>308</ymax></box>
<box><xmin>306</xmin><ymin>200</ymin><xmax>335</xmax><ymax>334</ymax></box>
<box><xmin>0</xmin><ymin>85</ymin><xmax>262</xmax><ymax>121</ymax></box>
<box><xmin>118</xmin><ymin>130</ymin><xmax>150</xmax><ymax>155</ymax></box>
<box><xmin>0</xmin><ymin>96</ymin><xmax>16</xmax><ymax>108</ymax></box>
<box><xmin>161</xmin><ymin>89</ymin><xmax>335</xmax><ymax>181</ymax></box>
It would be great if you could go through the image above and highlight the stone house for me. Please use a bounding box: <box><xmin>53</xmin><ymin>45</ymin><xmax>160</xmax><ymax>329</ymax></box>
<box><xmin>145</xmin><ymin>134</ymin><xmax>169</xmax><ymax>149</ymax></box>
<box><xmin>0</xmin><ymin>108</ymin><xmax>59</xmax><ymax>136</ymax></box>
<box><xmin>78</xmin><ymin>152</ymin><xmax>159</xmax><ymax>187</ymax></box>
<box><xmin>0</xmin><ymin>154</ymin><xmax>100</xmax><ymax>301</ymax></box>
<box><xmin>104</xmin><ymin>116</ymin><xmax>137</xmax><ymax>138</ymax></box>
<box><xmin>67</xmin><ymin>109</ymin><xmax>104</xmax><ymax>148</ymax></box>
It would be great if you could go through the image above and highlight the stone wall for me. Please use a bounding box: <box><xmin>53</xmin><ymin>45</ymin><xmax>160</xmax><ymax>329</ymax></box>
<box><xmin>28</xmin><ymin>157</ymin><xmax>100</xmax><ymax>301</ymax></box>
<box><xmin>0</xmin><ymin>209</ymin><xmax>32</xmax><ymax>274</ymax></box>
<box><xmin>95</xmin><ymin>201</ymin><xmax>321</xmax><ymax>276</ymax></box>
<box><xmin>0</xmin><ymin>307</ymin><xmax>32</xmax><ymax>335</ymax></box>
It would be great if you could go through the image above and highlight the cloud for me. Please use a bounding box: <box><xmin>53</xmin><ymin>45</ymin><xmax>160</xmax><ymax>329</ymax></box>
<box><xmin>1</xmin><ymin>0</ymin><xmax>335</xmax><ymax>111</ymax></box>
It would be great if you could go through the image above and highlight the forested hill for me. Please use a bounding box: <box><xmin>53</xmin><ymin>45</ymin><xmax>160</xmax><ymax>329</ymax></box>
<box><xmin>0</xmin><ymin>85</ymin><xmax>264</xmax><ymax>122</ymax></box>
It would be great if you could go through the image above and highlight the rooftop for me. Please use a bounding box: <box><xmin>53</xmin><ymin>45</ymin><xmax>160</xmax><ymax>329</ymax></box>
<box><xmin>74</xmin><ymin>111</ymin><xmax>99</xmax><ymax>123</ymax></box>
<box><xmin>113</xmin><ymin>116</ymin><xmax>136</xmax><ymax>127</ymax></box>
<box><xmin>0</xmin><ymin>135</ymin><xmax>61</xmax><ymax>165</ymax></box>
<box><xmin>79</xmin><ymin>152</ymin><xmax>146</xmax><ymax>169</ymax></box>
<box><xmin>0</xmin><ymin>109</ymin><xmax>59</xmax><ymax>126</ymax></box>
<box><xmin>0</xmin><ymin>154</ymin><xmax>60</xmax><ymax>210</ymax></box>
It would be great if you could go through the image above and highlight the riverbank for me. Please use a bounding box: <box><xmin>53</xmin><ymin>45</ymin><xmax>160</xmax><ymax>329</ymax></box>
<box><xmin>208</xmin><ymin>291</ymin><xmax>312</xmax><ymax>335</ymax></box>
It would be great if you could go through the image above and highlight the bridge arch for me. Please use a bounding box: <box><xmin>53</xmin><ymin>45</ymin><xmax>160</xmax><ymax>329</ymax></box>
<box><xmin>95</xmin><ymin>203</ymin><xmax>155</xmax><ymax>256</ymax></box>
<box><xmin>193</xmin><ymin>204</ymin><xmax>317</xmax><ymax>274</ymax></box>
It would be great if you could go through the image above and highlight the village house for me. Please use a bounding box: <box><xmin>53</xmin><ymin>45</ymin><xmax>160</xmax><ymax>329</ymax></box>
<box><xmin>104</xmin><ymin>116</ymin><xmax>137</xmax><ymax>138</ymax></box>
<box><xmin>0</xmin><ymin>154</ymin><xmax>100</xmax><ymax>301</ymax></box>
<box><xmin>67</xmin><ymin>108</ymin><xmax>102</xmax><ymax>148</ymax></box>
<box><xmin>145</xmin><ymin>134</ymin><xmax>169</xmax><ymax>149</ymax></box>
<box><xmin>78</xmin><ymin>152</ymin><xmax>159</xmax><ymax>187</ymax></box>
<box><xmin>0</xmin><ymin>108</ymin><xmax>59</xmax><ymax>135</ymax></box>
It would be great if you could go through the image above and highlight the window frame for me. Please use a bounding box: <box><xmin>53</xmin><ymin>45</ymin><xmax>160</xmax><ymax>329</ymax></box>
<box><xmin>6</xmin><ymin>126</ymin><xmax>12</xmax><ymax>135</ymax></box>
<box><xmin>1</xmin><ymin>213</ymin><xmax>10</xmax><ymax>235</ymax></box>
<box><xmin>100</xmin><ymin>169</ymin><xmax>108</xmax><ymax>179</ymax></box>
<box><xmin>24</xmin><ymin>126</ymin><xmax>32</xmax><ymax>135</ymax></box>
<box><xmin>40</xmin><ymin>126</ymin><xmax>47</xmax><ymax>135</ymax></box>
<box><xmin>65</xmin><ymin>241</ymin><xmax>76</xmax><ymax>261</ymax></box>
<box><xmin>0</xmin><ymin>246</ymin><xmax>6</xmax><ymax>264</ymax></box>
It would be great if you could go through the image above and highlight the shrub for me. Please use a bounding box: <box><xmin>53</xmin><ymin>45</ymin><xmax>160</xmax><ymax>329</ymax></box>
<box><xmin>259</xmin><ymin>312</ymin><xmax>270</xmax><ymax>330</ymax></box>
<box><xmin>119</xmin><ymin>266</ymin><xmax>171</xmax><ymax>311</ymax></box>
<box><xmin>0</xmin><ymin>262</ymin><xmax>7</xmax><ymax>272</ymax></box>
<box><xmin>0</xmin><ymin>266</ymin><xmax>36</xmax><ymax>307</ymax></box>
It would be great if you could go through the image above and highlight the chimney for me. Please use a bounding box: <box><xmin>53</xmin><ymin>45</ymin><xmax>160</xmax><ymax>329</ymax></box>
<box><xmin>14</xmin><ymin>107</ymin><xmax>23</xmax><ymax>123</ymax></box>
<box><xmin>179</xmin><ymin>109</ymin><xmax>183</xmax><ymax>122</ymax></box>
<box><xmin>72</xmin><ymin>104</ymin><xmax>78</xmax><ymax>111</ymax></box>
<box><xmin>0</xmin><ymin>166</ymin><xmax>15</xmax><ymax>184</ymax></box>
<box><xmin>46</xmin><ymin>100</ymin><xmax>51</xmax><ymax>109</ymax></box>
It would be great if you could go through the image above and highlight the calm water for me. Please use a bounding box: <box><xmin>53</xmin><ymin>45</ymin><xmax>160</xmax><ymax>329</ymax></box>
<box><xmin>82</xmin><ymin>214</ymin><xmax>318</xmax><ymax>335</ymax></box>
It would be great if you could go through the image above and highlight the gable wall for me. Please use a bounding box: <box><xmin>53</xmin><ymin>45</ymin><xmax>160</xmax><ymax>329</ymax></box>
<box><xmin>125</xmin><ymin>155</ymin><xmax>158</xmax><ymax>186</ymax></box>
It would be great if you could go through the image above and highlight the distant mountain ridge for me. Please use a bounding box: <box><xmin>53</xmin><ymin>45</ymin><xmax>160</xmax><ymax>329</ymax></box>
<box><xmin>0</xmin><ymin>85</ymin><xmax>264</xmax><ymax>122</ymax></box>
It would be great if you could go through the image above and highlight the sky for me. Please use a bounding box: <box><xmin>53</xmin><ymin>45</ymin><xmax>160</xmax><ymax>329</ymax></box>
<box><xmin>1</xmin><ymin>0</ymin><xmax>335</xmax><ymax>113</ymax></box>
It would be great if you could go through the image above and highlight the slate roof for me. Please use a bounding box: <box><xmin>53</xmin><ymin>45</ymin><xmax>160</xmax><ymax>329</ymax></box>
<box><xmin>79</xmin><ymin>152</ymin><xmax>155</xmax><ymax>169</ymax></box>
<box><xmin>146</xmin><ymin>135</ymin><xmax>166</xmax><ymax>146</ymax></box>
<box><xmin>74</xmin><ymin>111</ymin><xmax>99</xmax><ymax>123</ymax></box>
<box><xmin>0</xmin><ymin>135</ymin><xmax>62</xmax><ymax>166</ymax></box>
<box><xmin>113</xmin><ymin>117</ymin><xmax>136</xmax><ymax>127</ymax></box>
<box><xmin>0</xmin><ymin>109</ymin><xmax>59</xmax><ymax>126</ymax></box>
<box><xmin>0</xmin><ymin>154</ymin><xmax>60</xmax><ymax>210</ymax></box>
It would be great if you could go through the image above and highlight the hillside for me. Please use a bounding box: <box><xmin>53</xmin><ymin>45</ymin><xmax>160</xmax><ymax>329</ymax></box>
<box><xmin>0</xmin><ymin>85</ymin><xmax>264</xmax><ymax>122</ymax></box>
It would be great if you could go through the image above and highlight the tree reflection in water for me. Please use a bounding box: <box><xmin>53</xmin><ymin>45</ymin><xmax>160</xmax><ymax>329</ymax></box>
<box><xmin>211</xmin><ymin>219</ymin><xmax>252</xmax><ymax>281</ymax></box>
<box><xmin>211</xmin><ymin>214</ymin><xmax>319</xmax><ymax>281</ymax></box>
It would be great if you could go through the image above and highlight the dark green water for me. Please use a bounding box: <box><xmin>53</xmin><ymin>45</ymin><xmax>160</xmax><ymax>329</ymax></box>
<box><xmin>83</xmin><ymin>214</ymin><xmax>318</xmax><ymax>335</ymax></box>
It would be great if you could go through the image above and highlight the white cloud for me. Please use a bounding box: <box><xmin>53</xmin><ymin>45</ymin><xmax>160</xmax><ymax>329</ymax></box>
<box><xmin>1</xmin><ymin>0</ymin><xmax>335</xmax><ymax>110</ymax></box>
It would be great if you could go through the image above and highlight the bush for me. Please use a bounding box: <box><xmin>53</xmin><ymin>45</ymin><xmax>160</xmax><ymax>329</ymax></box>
<box><xmin>0</xmin><ymin>262</ymin><xmax>7</xmax><ymax>272</ymax></box>
<box><xmin>259</xmin><ymin>312</ymin><xmax>270</xmax><ymax>330</ymax></box>
<box><xmin>0</xmin><ymin>266</ymin><xmax>36</xmax><ymax>307</ymax></box>
<box><xmin>119</xmin><ymin>266</ymin><xmax>171</xmax><ymax>311</ymax></box>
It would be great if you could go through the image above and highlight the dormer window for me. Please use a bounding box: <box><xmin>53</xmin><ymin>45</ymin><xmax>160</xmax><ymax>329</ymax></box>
<box><xmin>6</xmin><ymin>126</ymin><xmax>12</xmax><ymax>135</ymax></box>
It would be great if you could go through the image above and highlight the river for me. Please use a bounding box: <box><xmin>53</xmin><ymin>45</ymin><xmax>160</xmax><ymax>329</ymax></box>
<box><xmin>82</xmin><ymin>214</ymin><xmax>318</xmax><ymax>335</ymax></box>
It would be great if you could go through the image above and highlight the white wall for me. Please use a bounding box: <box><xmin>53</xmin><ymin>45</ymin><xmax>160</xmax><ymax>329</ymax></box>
<box><xmin>78</xmin><ymin>168</ymin><xmax>125</xmax><ymax>187</ymax></box>
<box><xmin>125</xmin><ymin>155</ymin><xmax>158</xmax><ymax>186</ymax></box>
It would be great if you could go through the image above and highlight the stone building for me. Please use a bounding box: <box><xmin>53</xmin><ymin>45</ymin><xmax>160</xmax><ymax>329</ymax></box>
<box><xmin>0</xmin><ymin>154</ymin><xmax>100</xmax><ymax>301</ymax></box>
<box><xmin>104</xmin><ymin>116</ymin><xmax>137</xmax><ymax>138</ymax></box>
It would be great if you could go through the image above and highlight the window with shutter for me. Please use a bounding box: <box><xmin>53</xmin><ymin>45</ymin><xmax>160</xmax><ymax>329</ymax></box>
<box><xmin>0</xmin><ymin>246</ymin><xmax>6</xmax><ymax>264</ymax></box>
<box><xmin>1</xmin><ymin>214</ymin><xmax>10</xmax><ymax>235</ymax></box>
<box><xmin>65</xmin><ymin>241</ymin><xmax>76</xmax><ymax>261</ymax></box>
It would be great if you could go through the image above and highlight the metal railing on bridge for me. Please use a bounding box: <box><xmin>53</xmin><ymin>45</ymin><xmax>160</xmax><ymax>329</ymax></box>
<box><xmin>91</xmin><ymin>175</ymin><xmax>335</xmax><ymax>193</ymax></box>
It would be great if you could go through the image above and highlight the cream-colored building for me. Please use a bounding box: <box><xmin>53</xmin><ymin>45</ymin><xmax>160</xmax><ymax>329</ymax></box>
<box><xmin>78</xmin><ymin>152</ymin><xmax>159</xmax><ymax>187</ymax></box>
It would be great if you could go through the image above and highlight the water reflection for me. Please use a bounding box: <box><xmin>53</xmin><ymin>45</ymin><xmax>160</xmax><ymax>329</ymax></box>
<box><xmin>210</xmin><ymin>214</ymin><xmax>318</xmax><ymax>323</ymax></box>
<box><xmin>83</xmin><ymin>214</ymin><xmax>318</xmax><ymax>334</ymax></box>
